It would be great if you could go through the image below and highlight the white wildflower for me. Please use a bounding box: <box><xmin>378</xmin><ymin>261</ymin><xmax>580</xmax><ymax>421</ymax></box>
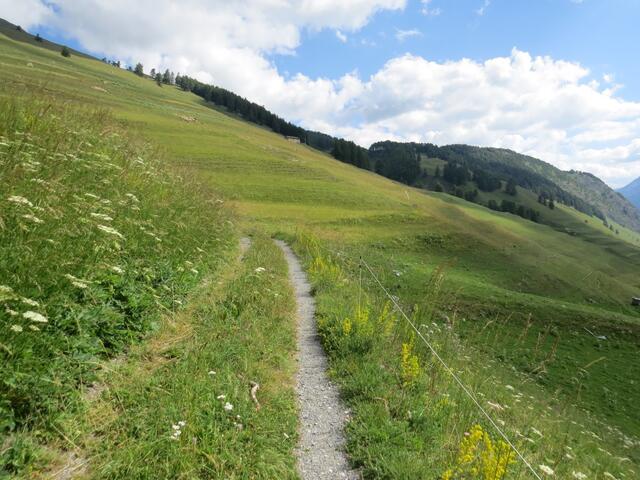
<box><xmin>10</xmin><ymin>324</ymin><xmax>23</xmax><ymax>332</ymax></box>
<box><xmin>110</xmin><ymin>266</ymin><xmax>124</xmax><ymax>274</ymax></box>
<box><xmin>23</xmin><ymin>311</ymin><xmax>48</xmax><ymax>323</ymax></box>
<box><xmin>572</xmin><ymin>472</ymin><xmax>587</xmax><ymax>479</ymax></box>
<box><xmin>539</xmin><ymin>465</ymin><xmax>555</xmax><ymax>476</ymax></box>
<box><xmin>254</xmin><ymin>267</ymin><xmax>266</xmax><ymax>273</ymax></box>
<box><xmin>505</xmin><ymin>385</ymin><xmax>515</xmax><ymax>391</ymax></box>
<box><xmin>97</xmin><ymin>224</ymin><xmax>124</xmax><ymax>238</ymax></box>
<box><xmin>22</xmin><ymin>214</ymin><xmax>43</xmax><ymax>224</ymax></box>
<box><xmin>125</xmin><ymin>193</ymin><xmax>139</xmax><ymax>202</ymax></box>
<box><xmin>64</xmin><ymin>274</ymin><xmax>90</xmax><ymax>289</ymax></box>
<box><xmin>21</xmin><ymin>298</ymin><xmax>39</xmax><ymax>307</ymax></box>
<box><xmin>190</xmin><ymin>268</ymin><xmax>199</xmax><ymax>275</ymax></box>
<box><xmin>565</xmin><ymin>453</ymin><xmax>574</xmax><ymax>460</ymax></box>
<box><xmin>29</xmin><ymin>325</ymin><xmax>40</xmax><ymax>331</ymax></box>
<box><xmin>0</xmin><ymin>285</ymin><xmax>15</xmax><ymax>302</ymax></box>
<box><xmin>216</xmin><ymin>394</ymin><xmax>226</xmax><ymax>400</ymax></box>
<box><xmin>208</xmin><ymin>371</ymin><xmax>216</xmax><ymax>376</ymax></box>
<box><xmin>224</xmin><ymin>402</ymin><xmax>233</xmax><ymax>411</ymax></box>
<box><xmin>8</xmin><ymin>195</ymin><xmax>33</xmax><ymax>207</ymax></box>
<box><xmin>5</xmin><ymin>308</ymin><xmax>18</xmax><ymax>316</ymax></box>
<box><xmin>90</xmin><ymin>212</ymin><xmax>114</xmax><ymax>221</ymax></box>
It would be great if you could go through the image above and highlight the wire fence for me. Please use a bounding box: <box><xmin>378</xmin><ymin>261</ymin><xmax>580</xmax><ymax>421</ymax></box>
<box><xmin>358</xmin><ymin>256</ymin><xmax>544</xmax><ymax>480</ymax></box>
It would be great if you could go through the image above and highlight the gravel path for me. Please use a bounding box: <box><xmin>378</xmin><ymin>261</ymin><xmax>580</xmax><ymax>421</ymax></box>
<box><xmin>274</xmin><ymin>240</ymin><xmax>358</xmax><ymax>480</ymax></box>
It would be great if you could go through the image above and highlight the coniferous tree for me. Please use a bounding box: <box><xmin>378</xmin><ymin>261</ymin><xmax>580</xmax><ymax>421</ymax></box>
<box><xmin>134</xmin><ymin>63</ymin><xmax>144</xmax><ymax>76</ymax></box>
<box><xmin>61</xmin><ymin>46</ymin><xmax>71</xmax><ymax>58</ymax></box>
<box><xmin>35</xmin><ymin>33</ymin><xmax>43</xmax><ymax>42</ymax></box>
<box><xmin>155</xmin><ymin>73</ymin><xmax>163</xmax><ymax>86</ymax></box>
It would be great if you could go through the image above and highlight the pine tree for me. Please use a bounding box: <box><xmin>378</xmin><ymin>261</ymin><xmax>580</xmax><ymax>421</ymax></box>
<box><xmin>134</xmin><ymin>62</ymin><xmax>144</xmax><ymax>76</ymax></box>
<box><xmin>505</xmin><ymin>178</ymin><xmax>517</xmax><ymax>196</ymax></box>
<box><xmin>150</xmin><ymin>68</ymin><xmax>156</xmax><ymax>78</ymax></box>
<box><xmin>155</xmin><ymin>73</ymin><xmax>163</xmax><ymax>86</ymax></box>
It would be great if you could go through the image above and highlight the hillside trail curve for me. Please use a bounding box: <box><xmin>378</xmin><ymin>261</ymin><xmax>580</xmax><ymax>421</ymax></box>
<box><xmin>274</xmin><ymin>240</ymin><xmax>359</xmax><ymax>480</ymax></box>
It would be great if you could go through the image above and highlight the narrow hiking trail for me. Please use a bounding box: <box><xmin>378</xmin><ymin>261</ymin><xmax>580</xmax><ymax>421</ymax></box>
<box><xmin>274</xmin><ymin>240</ymin><xmax>358</xmax><ymax>480</ymax></box>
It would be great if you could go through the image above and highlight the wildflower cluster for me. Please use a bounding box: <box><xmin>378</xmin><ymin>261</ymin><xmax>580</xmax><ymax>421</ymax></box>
<box><xmin>443</xmin><ymin>424</ymin><xmax>516</xmax><ymax>480</ymax></box>
<box><xmin>170</xmin><ymin>420</ymin><xmax>186</xmax><ymax>440</ymax></box>
<box><xmin>401</xmin><ymin>337</ymin><xmax>421</xmax><ymax>387</ymax></box>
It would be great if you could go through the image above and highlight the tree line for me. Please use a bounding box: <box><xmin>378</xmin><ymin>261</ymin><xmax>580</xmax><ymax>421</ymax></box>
<box><xmin>173</xmin><ymin>75</ymin><xmax>370</xmax><ymax>169</ymax></box>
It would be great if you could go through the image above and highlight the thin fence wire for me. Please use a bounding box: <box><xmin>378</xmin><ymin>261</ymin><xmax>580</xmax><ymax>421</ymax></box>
<box><xmin>359</xmin><ymin>256</ymin><xmax>543</xmax><ymax>480</ymax></box>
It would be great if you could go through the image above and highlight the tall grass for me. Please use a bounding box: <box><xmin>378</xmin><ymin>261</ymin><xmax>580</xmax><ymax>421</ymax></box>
<box><xmin>68</xmin><ymin>235</ymin><xmax>299</xmax><ymax>479</ymax></box>
<box><xmin>0</xmin><ymin>93</ymin><xmax>233</xmax><ymax>470</ymax></box>
<box><xmin>293</xmin><ymin>232</ymin><xmax>639</xmax><ymax>479</ymax></box>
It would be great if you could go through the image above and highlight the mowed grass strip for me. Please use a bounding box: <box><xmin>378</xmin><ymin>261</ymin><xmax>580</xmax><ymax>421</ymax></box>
<box><xmin>58</xmin><ymin>235</ymin><xmax>299</xmax><ymax>480</ymax></box>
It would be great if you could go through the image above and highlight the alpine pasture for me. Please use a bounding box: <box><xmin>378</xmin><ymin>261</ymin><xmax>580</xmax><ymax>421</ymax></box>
<box><xmin>1</xmin><ymin>33</ymin><xmax>639</xmax><ymax>479</ymax></box>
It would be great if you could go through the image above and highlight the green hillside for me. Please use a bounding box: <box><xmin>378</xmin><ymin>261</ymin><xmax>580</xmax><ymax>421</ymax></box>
<box><xmin>438</xmin><ymin>144</ymin><xmax>640</xmax><ymax>232</ymax></box>
<box><xmin>1</xmin><ymin>32</ymin><xmax>640</xmax><ymax>479</ymax></box>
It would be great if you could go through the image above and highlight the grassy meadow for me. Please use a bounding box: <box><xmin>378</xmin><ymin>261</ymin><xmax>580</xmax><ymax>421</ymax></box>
<box><xmin>1</xmin><ymin>32</ymin><xmax>640</xmax><ymax>478</ymax></box>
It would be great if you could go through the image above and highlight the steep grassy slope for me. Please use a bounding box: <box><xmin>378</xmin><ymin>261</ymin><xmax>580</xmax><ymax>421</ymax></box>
<box><xmin>2</xmin><ymin>33</ymin><xmax>640</xmax><ymax>478</ymax></box>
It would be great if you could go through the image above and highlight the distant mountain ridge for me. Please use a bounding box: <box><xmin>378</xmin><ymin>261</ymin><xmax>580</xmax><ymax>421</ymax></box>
<box><xmin>618</xmin><ymin>177</ymin><xmax>640</xmax><ymax>209</ymax></box>
<box><xmin>369</xmin><ymin>142</ymin><xmax>640</xmax><ymax>233</ymax></box>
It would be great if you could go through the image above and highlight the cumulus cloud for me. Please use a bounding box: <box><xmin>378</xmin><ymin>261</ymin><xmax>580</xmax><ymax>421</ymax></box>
<box><xmin>4</xmin><ymin>0</ymin><xmax>640</xmax><ymax>187</ymax></box>
<box><xmin>343</xmin><ymin>50</ymin><xmax>640</xmax><ymax>186</ymax></box>
<box><xmin>0</xmin><ymin>0</ymin><xmax>51</xmax><ymax>27</ymax></box>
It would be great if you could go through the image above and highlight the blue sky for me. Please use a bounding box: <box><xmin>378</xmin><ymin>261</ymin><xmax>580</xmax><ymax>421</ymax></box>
<box><xmin>3</xmin><ymin>0</ymin><xmax>640</xmax><ymax>187</ymax></box>
<box><xmin>273</xmin><ymin>0</ymin><xmax>640</xmax><ymax>101</ymax></box>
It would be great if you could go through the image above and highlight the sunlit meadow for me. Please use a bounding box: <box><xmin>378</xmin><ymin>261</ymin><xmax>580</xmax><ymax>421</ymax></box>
<box><xmin>0</xmin><ymin>92</ymin><xmax>234</xmax><ymax>472</ymax></box>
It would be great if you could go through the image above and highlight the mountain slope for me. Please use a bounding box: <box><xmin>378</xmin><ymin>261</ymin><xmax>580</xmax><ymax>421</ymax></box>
<box><xmin>372</xmin><ymin>141</ymin><xmax>640</xmax><ymax>233</ymax></box>
<box><xmin>619</xmin><ymin>176</ymin><xmax>640</xmax><ymax>209</ymax></box>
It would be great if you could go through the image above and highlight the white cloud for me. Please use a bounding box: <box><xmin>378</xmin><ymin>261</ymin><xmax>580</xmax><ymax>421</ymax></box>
<box><xmin>3</xmin><ymin>1</ymin><xmax>640</xmax><ymax>187</ymax></box>
<box><xmin>395</xmin><ymin>28</ymin><xmax>422</xmax><ymax>42</ymax></box>
<box><xmin>335</xmin><ymin>30</ymin><xmax>347</xmax><ymax>43</ymax></box>
<box><xmin>0</xmin><ymin>0</ymin><xmax>51</xmax><ymax>27</ymax></box>
<box><xmin>340</xmin><ymin>50</ymin><xmax>640</xmax><ymax>187</ymax></box>
<box><xmin>421</xmin><ymin>0</ymin><xmax>441</xmax><ymax>16</ymax></box>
